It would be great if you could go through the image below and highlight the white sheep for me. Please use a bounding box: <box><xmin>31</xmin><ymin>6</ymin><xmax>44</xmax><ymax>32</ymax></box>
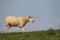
<box><xmin>4</xmin><ymin>16</ymin><xmax>34</xmax><ymax>32</ymax></box>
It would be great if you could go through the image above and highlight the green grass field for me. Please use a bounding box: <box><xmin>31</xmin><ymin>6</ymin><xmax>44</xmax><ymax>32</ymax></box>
<box><xmin>0</xmin><ymin>30</ymin><xmax>60</xmax><ymax>40</ymax></box>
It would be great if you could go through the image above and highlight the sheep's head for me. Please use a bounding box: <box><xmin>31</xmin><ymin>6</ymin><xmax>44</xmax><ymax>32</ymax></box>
<box><xmin>26</xmin><ymin>16</ymin><xmax>34</xmax><ymax>23</ymax></box>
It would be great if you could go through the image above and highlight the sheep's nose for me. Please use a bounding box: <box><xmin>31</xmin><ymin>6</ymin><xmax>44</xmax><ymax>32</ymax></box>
<box><xmin>32</xmin><ymin>20</ymin><xmax>34</xmax><ymax>23</ymax></box>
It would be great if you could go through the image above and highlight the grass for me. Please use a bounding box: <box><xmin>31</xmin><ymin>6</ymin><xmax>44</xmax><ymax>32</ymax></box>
<box><xmin>0</xmin><ymin>30</ymin><xmax>60</xmax><ymax>40</ymax></box>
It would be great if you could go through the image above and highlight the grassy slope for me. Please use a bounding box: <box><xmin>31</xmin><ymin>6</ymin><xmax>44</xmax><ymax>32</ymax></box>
<box><xmin>0</xmin><ymin>30</ymin><xmax>60</xmax><ymax>40</ymax></box>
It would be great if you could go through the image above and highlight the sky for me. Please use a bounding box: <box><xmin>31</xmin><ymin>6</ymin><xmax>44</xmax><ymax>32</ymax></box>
<box><xmin>0</xmin><ymin>0</ymin><xmax>60</xmax><ymax>32</ymax></box>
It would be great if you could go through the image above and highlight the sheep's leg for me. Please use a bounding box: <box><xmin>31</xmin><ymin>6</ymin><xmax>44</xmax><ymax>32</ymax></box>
<box><xmin>16</xmin><ymin>27</ymin><xmax>20</xmax><ymax>32</ymax></box>
<box><xmin>8</xmin><ymin>26</ymin><xmax>12</xmax><ymax>32</ymax></box>
<box><xmin>4</xmin><ymin>25</ymin><xmax>8</xmax><ymax>32</ymax></box>
<box><xmin>22</xmin><ymin>28</ymin><xmax>25</xmax><ymax>32</ymax></box>
<box><xmin>7</xmin><ymin>25</ymin><xmax>11</xmax><ymax>32</ymax></box>
<box><xmin>8</xmin><ymin>27</ymin><xmax>12</xmax><ymax>32</ymax></box>
<box><xmin>4</xmin><ymin>27</ymin><xmax>7</xmax><ymax>32</ymax></box>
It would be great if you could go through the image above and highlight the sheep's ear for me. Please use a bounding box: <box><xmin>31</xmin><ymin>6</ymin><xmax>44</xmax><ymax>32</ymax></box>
<box><xmin>26</xmin><ymin>16</ymin><xmax>33</xmax><ymax>18</ymax></box>
<box><xmin>26</xmin><ymin>16</ymin><xmax>29</xmax><ymax>18</ymax></box>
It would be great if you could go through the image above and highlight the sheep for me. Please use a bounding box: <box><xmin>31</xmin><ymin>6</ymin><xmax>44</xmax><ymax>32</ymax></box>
<box><xmin>4</xmin><ymin>16</ymin><xmax>34</xmax><ymax>32</ymax></box>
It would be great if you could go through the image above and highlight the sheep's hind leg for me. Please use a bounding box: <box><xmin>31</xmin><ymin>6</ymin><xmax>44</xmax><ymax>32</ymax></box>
<box><xmin>8</xmin><ymin>26</ymin><xmax>12</xmax><ymax>32</ymax></box>
<box><xmin>4</xmin><ymin>25</ymin><xmax>8</xmax><ymax>33</ymax></box>
<box><xmin>4</xmin><ymin>27</ymin><xmax>7</xmax><ymax>32</ymax></box>
<box><xmin>7</xmin><ymin>23</ymin><xmax>12</xmax><ymax>32</ymax></box>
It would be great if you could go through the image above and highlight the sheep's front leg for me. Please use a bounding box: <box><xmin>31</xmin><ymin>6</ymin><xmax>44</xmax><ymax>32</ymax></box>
<box><xmin>16</xmin><ymin>27</ymin><xmax>20</xmax><ymax>32</ymax></box>
<box><xmin>22</xmin><ymin>28</ymin><xmax>25</xmax><ymax>32</ymax></box>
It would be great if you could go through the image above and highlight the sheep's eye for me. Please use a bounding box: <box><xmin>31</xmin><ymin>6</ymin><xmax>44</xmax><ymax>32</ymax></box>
<box><xmin>29</xmin><ymin>16</ymin><xmax>31</xmax><ymax>18</ymax></box>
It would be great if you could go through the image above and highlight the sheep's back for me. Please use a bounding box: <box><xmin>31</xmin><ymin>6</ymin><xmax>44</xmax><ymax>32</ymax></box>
<box><xmin>5</xmin><ymin>16</ymin><xmax>19</xmax><ymax>25</ymax></box>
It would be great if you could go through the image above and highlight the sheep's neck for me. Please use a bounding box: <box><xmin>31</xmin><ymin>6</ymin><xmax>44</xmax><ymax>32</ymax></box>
<box><xmin>24</xmin><ymin>18</ymin><xmax>29</xmax><ymax>24</ymax></box>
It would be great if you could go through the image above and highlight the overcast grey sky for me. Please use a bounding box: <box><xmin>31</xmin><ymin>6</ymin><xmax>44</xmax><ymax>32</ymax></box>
<box><xmin>0</xmin><ymin>0</ymin><xmax>60</xmax><ymax>32</ymax></box>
